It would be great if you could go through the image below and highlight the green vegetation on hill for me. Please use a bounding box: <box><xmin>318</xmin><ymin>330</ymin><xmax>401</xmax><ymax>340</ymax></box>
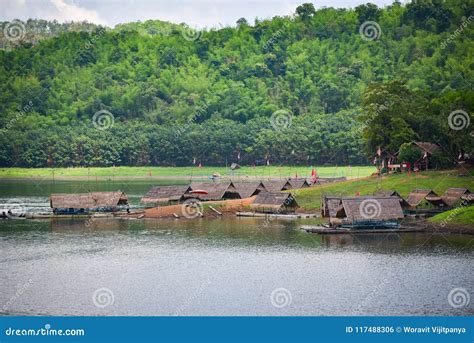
<box><xmin>293</xmin><ymin>170</ymin><xmax>474</xmax><ymax>209</ymax></box>
<box><xmin>429</xmin><ymin>205</ymin><xmax>474</xmax><ymax>225</ymax></box>
<box><xmin>0</xmin><ymin>1</ymin><xmax>472</xmax><ymax>167</ymax></box>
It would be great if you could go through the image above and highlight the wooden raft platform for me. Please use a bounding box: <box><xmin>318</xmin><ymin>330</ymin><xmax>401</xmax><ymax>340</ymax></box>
<box><xmin>237</xmin><ymin>212</ymin><xmax>318</xmax><ymax>219</ymax></box>
<box><xmin>300</xmin><ymin>225</ymin><xmax>425</xmax><ymax>234</ymax></box>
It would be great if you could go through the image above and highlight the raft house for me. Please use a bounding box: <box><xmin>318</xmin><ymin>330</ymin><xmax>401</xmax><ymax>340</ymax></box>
<box><xmin>250</xmin><ymin>192</ymin><xmax>299</xmax><ymax>214</ymax></box>
<box><xmin>50</xmin><ymin>191</ymin><xmax>129</xmax><ymax>215</ymax></box>
<box><xmin>441</xmin><ymin>188</ymin><xmax>472</xmax><ymax>207</ymax></box>
<box><xmin>405</xmin><ymin>189</ymin><xmax>447</xmax><ymax>214</ymax></box>
<box><xmin>335</xmin><ymin>196</ymin><xmax>404</xmax><ymax>229</ymax></box>
<box><xmin>321</xmin><ymin>195</ymin><xmax>342</xmax><ymax>220</ymax></box>
<box><xmin>288</xmin><ymin>179</ymin><xmax>311</xmax><ymax>189</ymax></box>
<box><xmin>374</xmin><ymin>190</ymin><xmax>411</xmax><ymax>210</ymax></box>
<box><xmin>262</xmin><ymin>179</ymin><xmax>293</xmax><ymax>192</ymax></box>
<box><xmin>189</xmin><ymin>181</ymin><xmax>241</xmax><ymax>201</ymax></box>
<box><xmin>140</xmin><ymin>185</ymin><xmax>192</xmax><ymax>206</ymax></box>
<box><xmin>232</xmin><ymin>181</ymin><xmax>267</xmax><ymax>198</ymax></box>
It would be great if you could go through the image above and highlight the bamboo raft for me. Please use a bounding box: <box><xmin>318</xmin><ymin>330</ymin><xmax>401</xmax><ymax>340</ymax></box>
<box><xmin>300</xmin><ymin>225</ymin><xmax>425</xmax><ymax>234</ymax></box>
<box><xmin>237</xmin><ymin>212</ymin><xmax>318</xmax><ymax>219</ymax></box>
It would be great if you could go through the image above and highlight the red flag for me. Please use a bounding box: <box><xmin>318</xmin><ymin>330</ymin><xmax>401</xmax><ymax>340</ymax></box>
<box><xmin>311</xmin><ymin>168</ymin><xmax>317</xmax><ymax>183</ymax></box>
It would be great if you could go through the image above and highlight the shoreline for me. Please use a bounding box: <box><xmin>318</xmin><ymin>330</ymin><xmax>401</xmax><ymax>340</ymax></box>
<box><xmin>415</xmin><ymin>220</ymin><xmax>474</xmax><ymax>235</ymax></box>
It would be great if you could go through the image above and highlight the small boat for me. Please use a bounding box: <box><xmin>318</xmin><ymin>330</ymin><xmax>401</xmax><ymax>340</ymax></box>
<box><xmin>189</xmin><ymin>189</ymin><xmax>209</xmax><ymax>195</ymax></box>
<box><xmin>340</xmin><ymin>220</ymin><xmax>400</xmax><ymax>230</ymax></box>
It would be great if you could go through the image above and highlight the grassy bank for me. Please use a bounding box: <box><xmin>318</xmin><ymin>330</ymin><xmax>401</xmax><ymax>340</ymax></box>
<box><xmin>429</xmin><ymin>206</ymin><xmax>474</xmax><ymax>225</ymax></box>
<box><xmin>294</xmin><ymin>169</ymin><xmax>474</xmax><ymax>210</ymax></box>
<box><xmin>0</xmin><ymin>166</ymin><xmax>376</xmax><ymax>180</ymax></box>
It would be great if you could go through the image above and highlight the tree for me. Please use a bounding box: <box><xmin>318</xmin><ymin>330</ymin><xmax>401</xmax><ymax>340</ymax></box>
<box><xmin>236</xmin><ymin>18</ymin><xmax>248</xmax><ymax>27</ymax></box>
<box><xmin>295</xmin><ymin>3</ymin><xmax>316</xmax><ymax>20</ymax></box>
<box><xmin>355</xmin><ymin>3</ymin><xmax>382</xmax><ymax>24</ymax></box>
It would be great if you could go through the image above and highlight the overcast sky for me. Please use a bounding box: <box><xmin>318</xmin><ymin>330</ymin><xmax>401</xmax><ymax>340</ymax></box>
<box><xmin>1</xmin><ymin>0</ymin><xmax>400</xmax><ymax>28</ymax></box>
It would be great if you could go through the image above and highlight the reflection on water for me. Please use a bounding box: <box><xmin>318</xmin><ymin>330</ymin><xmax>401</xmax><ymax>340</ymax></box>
<box><xmin>0</xmin><ymin>180</ymin><xmax>473</xmax><ymax>316</ymax></box>
<box><xmin>1</xmin><ymin>216</ymin><xmax>473</xmax><ymax>316</ymax></box>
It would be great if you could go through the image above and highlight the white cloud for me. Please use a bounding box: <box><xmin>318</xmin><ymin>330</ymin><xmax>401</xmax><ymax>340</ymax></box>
<box><xmin>0</xmin><ymin>0</ymin><xmax>395</xmax><ymax>28</ymax></box>
<box><xmin>49</xmin><ymin>0</ymin><xmax>108</xmax><ymax>25</ymax></box>
<box><xmin>0</xmin><ymin>0</ymin><xmax>108</xmax><ymax>26</ymax></box>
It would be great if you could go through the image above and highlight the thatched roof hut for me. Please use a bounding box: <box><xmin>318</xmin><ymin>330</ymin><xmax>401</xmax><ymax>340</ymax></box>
<box><xmin>374</xmin><ymin>190</ymin><xmax>401</xmax><ymax>197</ymax></box>
<box><xmin>410</xmin><ymin>141</ymin><xmax>441</xmax><ymax>155</ymax></box>
<box><xmin>232</xmin><ymin>181</ymin><xmax>266</xmax><ymax>199</ymax></box>
<box><xmin>251</xmin><ymin>192</ymin><xmax>299</xmax><ymax>213</ymax></box>
<box><xmin>141</xmin><ymin>185</ymin><xmax>192</xmax><ymax>204</ymax></box>
<box><xmin>262</xmin><ymin>179</ymin><xmax>292</xmax><ymax>192</ymax></box>
<box><xmin>442</xmin><ymin>188</ymin><xmax>472</xmax><ymax>207</ymax></box>
<box><xmin>322</xmin><ymin>196</ymin><xmax>342</xmax><ymax>218</ymax></box>
<box><xmin>406</xmin><ymin>189</ymin><xmax>446</xmax><ymax>208</ymax></box>
<box><xmin>288</xmin><ymin>179</ymin><xmax>311</xmax><ymax>189</ymax></box>
<box><xmin>190</xmin><ymin>181</ymin><xmax>240</xmax><ymax>201</ymax></box>
<box><xmin>374</xmin><ymin>190</ymin><xmax>410</xmax><ymax>208</ymax></box>
<box><xmin>335</xmin><ymin>197</ymin><xmax>404</xmax><ymax>222</ymax></box>
<box><xmin>50</xmin><ymin>192</ymin><xmax>128</xmax><ymax>210</ymax></box>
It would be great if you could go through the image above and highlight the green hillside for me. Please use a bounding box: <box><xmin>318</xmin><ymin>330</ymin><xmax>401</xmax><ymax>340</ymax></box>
<box><xmin>0</xmin><ymin>1</ymin><xmax>472</xmax><ymax>168</ymax></box>
<box><xmin>429</xmin><ymin>205</ymin><xmax>474</xmax><ymax>225</ymax></box>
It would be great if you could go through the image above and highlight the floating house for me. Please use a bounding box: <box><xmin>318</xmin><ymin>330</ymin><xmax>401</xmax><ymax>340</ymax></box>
<box><xmin>441</xmin><ymin>188</ymin><xmax>472</xmax><ymax>207</ymax></box>
<box><xmin>405</xmin><ymin>189</ymin><xmax>447</xmax><ymax>212</ymax></box>
<box><xmin>232</xmin><ymin>181</ymin><xmax>266</xmax><ymax>199</ymax></box>
<box><xmin>262</xmin><ymin>179</ymin><xmax>293</xmax><ymax>192</ymax></box>
<box><xmin>374</xmin><ymin>190</ymin><xmax>410</xmax><ymax>209</ymax></box>
<box><xmin>322</xmin><ymin>196</ymin><xmax>342</xmax><ymax>218</ymax></box>
<box><xmin>141</xmin><ymin>185</ymin><xmax>192</xmax><ymax>206</ymax></box>
<box><xmin>288</xmin><ymin>179</ymin><xmax>311</xmax><ymax>189</ymax></box>
<box><xmin>251</xmin><ymin>192</ymin><xmax>299</xmax><ymax>213</ymax></box>
<box><xmin>50</xmin><ymin>191</ymin><xmax>128</xmax><ymax>215</ymax></box>
<box><xmin>334</xmin><ymin>196</ymin><xmax>405</xmax><ymax>228</ymax></box>
<box><xmin>190</xmin><ymin>181</ymin><xmax>241</xmax><ymax>201</ymax></box>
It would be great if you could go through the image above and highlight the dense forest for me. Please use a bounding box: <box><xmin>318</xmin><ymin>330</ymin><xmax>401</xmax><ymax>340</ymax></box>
<box><xmin>0</xmin><ymin>1</ymin><xmax>473</xmax><ymax>167</ymax></box>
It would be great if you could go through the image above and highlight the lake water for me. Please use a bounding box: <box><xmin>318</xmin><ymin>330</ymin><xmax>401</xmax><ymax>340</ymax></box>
<box><xmin>0</xmin><ymin>180</ymin><xmax>473</xmax><ymax>316</ymax></box>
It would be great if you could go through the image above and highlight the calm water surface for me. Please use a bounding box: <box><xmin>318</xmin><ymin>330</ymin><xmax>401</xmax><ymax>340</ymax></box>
<box><xmin>0</xmin><ymin>180</ymin><xmax>473</xmax><ymax>316</ymax></box>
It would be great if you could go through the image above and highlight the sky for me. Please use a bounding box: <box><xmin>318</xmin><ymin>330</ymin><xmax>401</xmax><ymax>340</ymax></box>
<box><xmin>1</xmin><ymin>0</ymin><xmax>400</xmax><ymax>28</ymax></box>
